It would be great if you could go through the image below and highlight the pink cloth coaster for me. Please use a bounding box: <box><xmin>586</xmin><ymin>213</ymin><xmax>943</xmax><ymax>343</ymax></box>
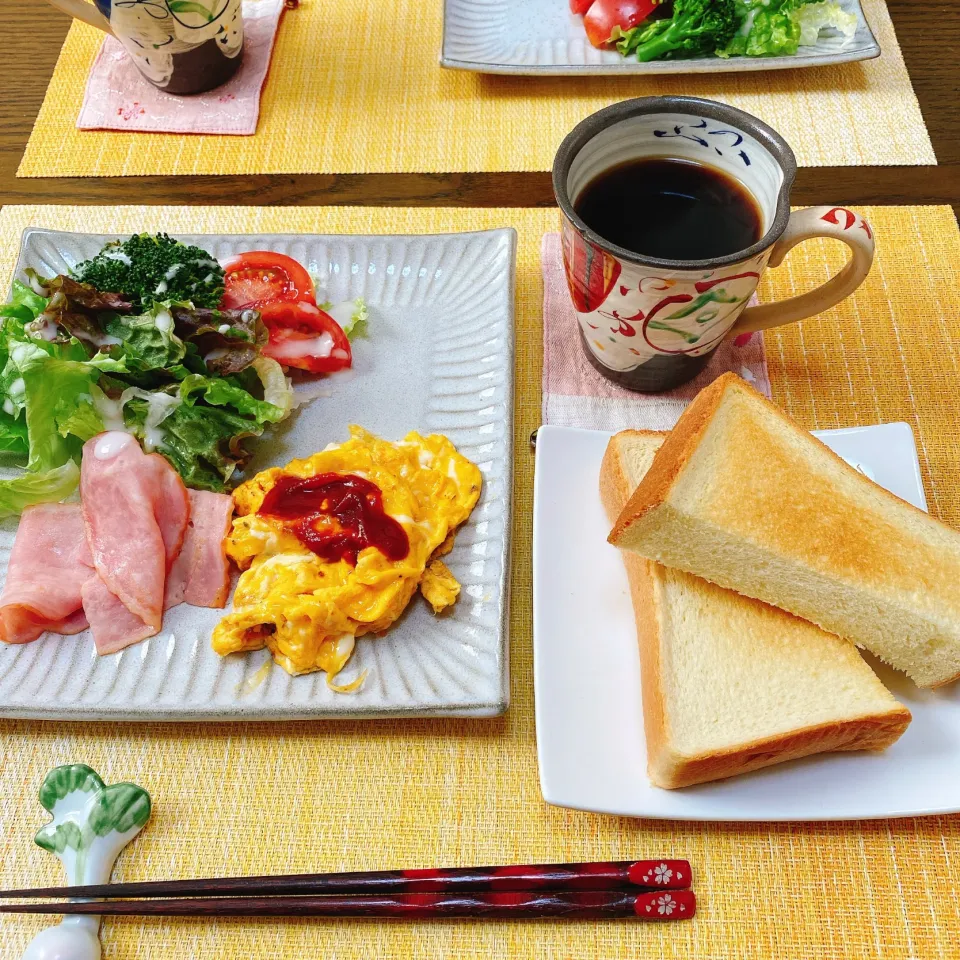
<box><xmin>77</xmin><ymin>0</ymin><xmax>284</xmax><ymax>135</ymax></box>
<box><xmin>541</xmin><ymin>233</ymin><xmax>771</xmax><ymax>432</ymax></box>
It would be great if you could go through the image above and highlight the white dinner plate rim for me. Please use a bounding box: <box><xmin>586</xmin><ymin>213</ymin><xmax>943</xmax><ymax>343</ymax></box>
<box><xmin>531</xmin><ymin>422</ymin><xmax>958</xmax><ymax>822</ymax></box>
<box><xmin>0</xmin><ymin>226</ymin><xmax>516</xmax><ymax>721</ymax></box>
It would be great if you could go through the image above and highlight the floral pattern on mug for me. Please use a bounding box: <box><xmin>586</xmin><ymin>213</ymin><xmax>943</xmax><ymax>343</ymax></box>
<box><xmin>563</xmin><ymin>213</ymin><xmax>770</xmax><ymax>372</ymax></box>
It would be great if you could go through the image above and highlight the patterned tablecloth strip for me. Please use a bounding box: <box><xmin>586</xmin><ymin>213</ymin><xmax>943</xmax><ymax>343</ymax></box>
<box><xmin>18</xmin><ymin>0</ymin><xmax>934</xmax><ymax>177</ymax></box>
<box><xmin>0</xmin><ymin>205</ymin><xmax>957</xmax><ymax>960</ymax></box>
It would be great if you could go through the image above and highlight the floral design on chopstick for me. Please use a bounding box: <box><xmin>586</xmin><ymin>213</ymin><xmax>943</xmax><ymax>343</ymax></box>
<box><xmin>657</xmin><ymin>894</ymin><xmax>676</xmax><ymax>915</ymax></box>
<box><xmin>653</xmin><ymin>863</ymin><xmax>674</xmax><ymax>884</ymax></box>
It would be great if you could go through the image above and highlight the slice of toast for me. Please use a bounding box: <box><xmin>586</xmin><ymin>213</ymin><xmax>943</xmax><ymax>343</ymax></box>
<box><xmin>601</xmin><ymin>429</ymin><xmax>911</xmax><ymax>790</ymax></box>
<box><xmin>609</xmin><ymin>373</ymin><xmax>960</xmax><ymax>689</ymax></box>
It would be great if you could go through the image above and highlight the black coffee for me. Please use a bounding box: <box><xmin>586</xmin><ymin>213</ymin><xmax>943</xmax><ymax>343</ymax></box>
<box><xmin>574</xmin><ymin>157</ymin><xmax>763</xmax><ymax>261</ymax></box>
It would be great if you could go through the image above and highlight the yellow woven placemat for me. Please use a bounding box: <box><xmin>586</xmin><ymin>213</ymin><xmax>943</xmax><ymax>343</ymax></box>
<box><xmin>0</xmin><ymin>204</ymin><xmax>957</xmax><ymax>960</ymax></box>
<box><xmin>18</xmin><ymin>0</ymin><xmax>934</xmax><ymax>177</ymax></box>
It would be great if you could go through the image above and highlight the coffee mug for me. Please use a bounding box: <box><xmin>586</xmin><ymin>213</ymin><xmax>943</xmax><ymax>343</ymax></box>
<box><xmin>553</xmin><ymin>96</ymin><xmax>875</xmax><ymax>393</ymax></box>
<box><xmin>47</xmin><ymin>0</ymin><xmax>244</xmax><ymax>95</ymax></box>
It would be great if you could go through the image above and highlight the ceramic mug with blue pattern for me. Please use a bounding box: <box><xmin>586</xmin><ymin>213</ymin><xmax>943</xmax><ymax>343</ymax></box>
<box><xmin>553</xmin><ymin>97</ymin><xmax>876</xmax><ymax>393</ymax></box>
<box><xmin>47</xmin><ymin>0</ymin><xmax>244</xmax><ymax>95</ymax></box>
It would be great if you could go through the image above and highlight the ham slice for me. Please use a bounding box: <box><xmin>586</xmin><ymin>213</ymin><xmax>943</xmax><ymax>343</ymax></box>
<box><xmin>81</xmin><ymin>576</ymin><xmax>157</xmax><ymax>655</ymax></box>
<box><xmin>165</xmin><ymin>490</ymin><xmax>234</xmax><ymax>610</ymax></box>
<box><xmin>80</xmin><ymin>432</ymin><xmax>189</xmax><ymax>653</ymax></box>
<box><xmin>0</xmin><ymin>503</ymin><xmax>94</xmax><ymax>644</ymax></box>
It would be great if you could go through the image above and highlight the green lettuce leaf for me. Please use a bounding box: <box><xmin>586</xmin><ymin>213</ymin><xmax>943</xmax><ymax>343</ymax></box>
<box><xmin>0</xmin><ymin>409</ymin><xmax>28</xmax><ymax>456</ymax></box>
<box><xmin>719</xmin><ymin>0</ymin><xmax>801</xmax><ymax>57</ymax></box>
<box><xmin>178</xmin><ymin>373</ymin><xmax>286</xmax><ymax>425</ymax></box>
<box><xmin>0</xmin><ymin>332</ymin><xmax>105</xmax><ymax>511</ymax></box>
<box><xmin>719</xmin><ymin>0</ymin><xmax>854</xmax><ymax>57</ymax></box>
<box><xmin>120</xmin><ymin>370</ymin><xmax>285</xmax><ymax>492</ymax></box>
<box><xmin>0</xmin><ymin>461</ymin><xmax>80</xmax><ymax>519</ymax></box>
<box><xmin>104</xmin><ymin>302</ymin><xmax>186</xmax><ymax>372</ymax></box>
<box><xmin>56</xmin><ymin>397</ymin><xmax>105</xmax><ymax>443</ymax></box>
<box><xmin>5</xmin><ymin>279</ymin><xmax>47</xmax><ymax>321</ymax></box>
<box><xmin>794</xmin><ymin>1</ymin><xmax>857</xmax><ymax>45</ymax></box>
<box><xmin>20</xmin><ymin>356</ymin><xmax>100</xmax><ymax>472</ymax></box>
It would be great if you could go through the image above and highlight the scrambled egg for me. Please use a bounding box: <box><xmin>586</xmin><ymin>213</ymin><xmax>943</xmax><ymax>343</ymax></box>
<box><xmin>212</xmin><ymin>426</ymin><xmax>482</xmax><ymax>682</ymax></box>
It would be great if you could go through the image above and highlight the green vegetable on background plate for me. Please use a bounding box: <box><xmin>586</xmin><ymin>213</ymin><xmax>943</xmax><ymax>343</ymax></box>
<box><xmin>612</xmin><ymin>0</ymin><xmax>858</xmax><ymax>61</ymax></box>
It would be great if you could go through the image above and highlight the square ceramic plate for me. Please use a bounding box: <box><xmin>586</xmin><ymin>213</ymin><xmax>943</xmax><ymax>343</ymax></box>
<box><xmin>441</xmin><ymin>0</ymin><xmax>879</xmax><ymax>75</ymax></box>
<box><xmin>532</xmin><ymin>423</ymin><xmax>960</xmax><ymax>821</ymax></box>
<box><xmin>0</xmin><ymin>227</ymin><xmax>515</xmax><ymax>721</ymax></box>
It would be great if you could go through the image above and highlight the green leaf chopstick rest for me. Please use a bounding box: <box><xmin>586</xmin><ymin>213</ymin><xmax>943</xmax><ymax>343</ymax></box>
<box><xmin>22</xmin><ymin>764</ymin><xmax>151</xmax><ymax>960</ymax></box>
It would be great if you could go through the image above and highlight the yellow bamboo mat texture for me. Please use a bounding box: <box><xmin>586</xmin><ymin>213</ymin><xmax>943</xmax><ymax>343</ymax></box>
<box><xmin>18</xmin><ymin>0</ymin><xmax>934</xmax><ymax>177</ymax></box>
<box><xmin>0</xmin><ymin>203</ymin><xmax>958</xmax><ymax>959</ymax></box>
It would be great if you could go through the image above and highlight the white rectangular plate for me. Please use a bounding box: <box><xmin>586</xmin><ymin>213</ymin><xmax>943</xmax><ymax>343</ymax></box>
<box><xmin>0</xmin><ymin>227</ymin><xmax>516</xmax><ymax>721</ymax></box>
<box><xmin>442</xmin><ymin>0</ymin><xmax>879</xmax><ymax>75</ymax></box>
<box><xmin>532</xmin><ymin>423</ymin><xmax>960</xmax><ymax>821</ymax></box>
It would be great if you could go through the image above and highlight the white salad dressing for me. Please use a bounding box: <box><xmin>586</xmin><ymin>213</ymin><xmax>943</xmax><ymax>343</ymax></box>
<box><xmin>101</xmin><ymin>250</ymin><xmax>132</xmax><ymax>266</ymax></box>
<box><xmin>164</xmin><ymin>263</ymin><xmax>183</xmax><ymax>280</ymax></box>
<box><xmin>739</xmin><ymin>8</ymin><xmax>759</xmax><ymax>35</ymax></box>
<box><xmin>91</xmin><ymin>389</ymin><xmax>126</xmax><ymax>432</ymax></box>
<box><xmin>270</xmin><ymin>332</ymin><xmax>335</xmax><ymax>362</ymax></box>
<box><xmin>154</xmin><ymin>280</ymin><xmax>168</xmax><ymax>296</ymax></box>
<box><xmin>153</xmin><ymin>309</ymin><xmax>174</xmax><ymax>335</ymax></box>
<box><xmin>32</xmin><ymin>319</ymin><xmax>60</xmax><ymax>342</ymax></box>
<box><xmin>93</xmin><ymin>431</ymin><xmax>135</xmax><ymax>460</ymax></box>
<box><xmin>204</xmin><ymin>347</ymin><xmax>230</xmax><ymax>366</ymax></box>
<box><xmin>218</xmin><ymin>324</ymin><xmax>231</xmax><ymax>334</ymax></box>
<box><xmin>88</xmin><ymin>331</ymin><xmax>122</xmax><ymax>349</ymax></box>
<box><xmin>131</xmin><ymin>391</ymin><xmax>180</xmax><ymax>452</ymax></box>
<box><xmin>26</xmin><ymin>273</ymin><xmax>49</xmax><ymax>297</ymax></box>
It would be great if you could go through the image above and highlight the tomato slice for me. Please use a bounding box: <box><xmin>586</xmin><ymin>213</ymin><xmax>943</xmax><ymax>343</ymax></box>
<box><xmin>258</xmin><ymin>301</ymin><xmax>352</xmax><ymax>374</ymax></box>
<box><xmin>570</xmin><ymin>0</ymin><xmax>594</xmax><ymax>13</ymax></box>
<box><xmin>221</xmin><ymin>252</ymin><xmax>316</xmax><ymax>310</ymax></box>
<box><xmin>583</xmin><ymin>0</ymin><xmax>659</xmax><ymax>47</ymax></box>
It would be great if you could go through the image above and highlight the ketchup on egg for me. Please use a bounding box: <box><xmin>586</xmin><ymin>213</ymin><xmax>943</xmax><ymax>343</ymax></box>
<box><xmin>258</xmin><ymin>473</ymin><xmax>410</xmax><ymax>566</ymax></box>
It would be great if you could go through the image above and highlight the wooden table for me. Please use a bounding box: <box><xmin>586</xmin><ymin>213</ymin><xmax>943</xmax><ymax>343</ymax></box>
<box><xmin>0</xmin><ymin>0</ymin><xmax>958</xmax><ymax>212</ymax></box>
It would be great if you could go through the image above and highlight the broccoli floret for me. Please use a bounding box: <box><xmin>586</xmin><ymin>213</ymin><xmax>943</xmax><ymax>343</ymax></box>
<box><xmin>617</xmin><ymin>0</ymin><xmax>739</xmax><ymax>61</ymax></box>
<box><xmin>72</xmin><ymin>233</ymin><xmax>225</xmax><ymax>310</ymax></box>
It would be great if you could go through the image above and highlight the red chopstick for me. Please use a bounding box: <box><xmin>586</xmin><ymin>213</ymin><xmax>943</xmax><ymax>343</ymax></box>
<box><xmin>0</xmin><ymin>890</ymin><xmax>697</xmax><ymax>921</ymax></box>
<box><xmin>0</xmin><ymin>859</ymin><xmax>692</xmax><ymax>900</ymax></box>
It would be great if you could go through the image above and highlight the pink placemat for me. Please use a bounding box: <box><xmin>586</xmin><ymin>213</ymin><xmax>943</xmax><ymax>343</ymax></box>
<box><xmin>541</xmin><ymin>233</ymin><xmax>770</xmax><ymax>431</ymax></box>
<box><xmin>77</xmin><ymin>0</ymin><xmax>284</xmax><ymax>135</ymax></box>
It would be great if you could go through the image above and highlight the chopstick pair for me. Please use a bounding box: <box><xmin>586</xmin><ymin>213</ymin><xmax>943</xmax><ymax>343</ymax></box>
<box><xmin>0</xmin><ymin>859</ymin><xmax>695</xmax><ymax>921</ymax></box>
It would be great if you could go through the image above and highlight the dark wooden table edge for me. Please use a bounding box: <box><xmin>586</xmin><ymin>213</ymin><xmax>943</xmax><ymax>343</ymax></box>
<box><xmin>0</xmin><ymin>167</ymin><xmax>957</xmax><ymax>212</ymax></box>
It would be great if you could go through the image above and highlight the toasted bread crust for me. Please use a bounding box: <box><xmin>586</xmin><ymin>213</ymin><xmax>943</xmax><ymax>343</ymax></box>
<box><xmin>611</xmin><ymin>372</ymin><xmax>943</xmax><ymax>547</ymax></box>
<box><xmin>601</xmin><ymin>427</ymin><xmax>911</xmax><ymax>790</ymax></box>
<box><xmin>608</xmin><ymin>377</ymin><xmax>732</xmax><ymax>547</ymax></box>
<box><xmin>600</xmin><ymin>433</ymin><xmax>674</xmax><ymax>786</ymax></box>
<box><xmin>607</xmin><ymin>374</ymin><xmax>960</xmax><ymax>688</ymax></box>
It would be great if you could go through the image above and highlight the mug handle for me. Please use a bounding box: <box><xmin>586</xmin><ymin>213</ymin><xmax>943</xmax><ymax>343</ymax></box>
<box><xmin>45</xmin><ymin>0</ymin><xmax>112</xmax><ymax>32</ymax></box>
<box><xmin>728</xmin><ymin>205</ymin><xmax>875</xmax><ymax>336</ymax></box>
